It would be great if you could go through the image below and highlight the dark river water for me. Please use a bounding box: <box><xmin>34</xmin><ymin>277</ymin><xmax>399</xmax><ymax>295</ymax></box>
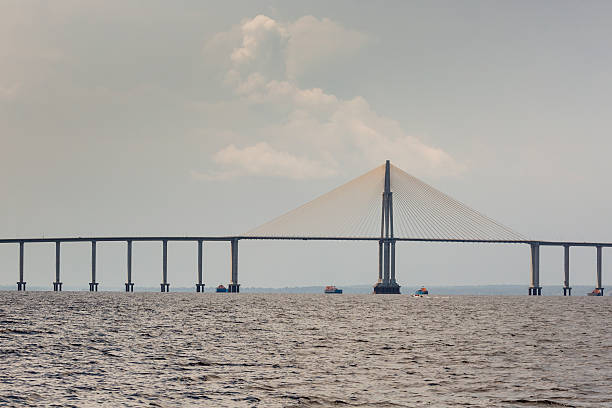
<box><xmin>0</xmin><ymin>293</ymin><xmax>610</xmax><ymax>407</ymax></box>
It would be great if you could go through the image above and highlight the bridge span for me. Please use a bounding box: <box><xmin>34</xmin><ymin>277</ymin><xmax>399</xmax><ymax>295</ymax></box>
<box><xmin>1</xmin><ymin>161</ymin><xmax>607</xmax><ymax>295</ymax></box>
<box><xmin>0</xmin><ymin>235</ymin><xmax>608</xmax><ymax>295</ymax></box>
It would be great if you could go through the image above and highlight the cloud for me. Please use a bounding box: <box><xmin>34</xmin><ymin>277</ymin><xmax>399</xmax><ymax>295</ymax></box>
<box><xmin>200</xmin><ymin>15</ymin><xmax>463</xmax><ymax>180</ymax></box>
<box><xmin>226</xmin><ymin>15</ymin><xmax>288</xmax><ymax>81</ymax></box>
<box><xmin>205</xmin><ymin>14</ymin><xmax>366</xmax><ymax>83</ymax></box>
<box><xmin>230</xmin><ymin>15</ymin><xmax>286</xmax><ymax>64</ymax></box>
<box><xmin>196</xmin><ymin>142</ymin><xmax>337</xmax><ymax>180</ymax></box>
<box><xmin>285</xmin><ymin>16</ymin><xmax>368</xmax><ymax>79</ymax></box>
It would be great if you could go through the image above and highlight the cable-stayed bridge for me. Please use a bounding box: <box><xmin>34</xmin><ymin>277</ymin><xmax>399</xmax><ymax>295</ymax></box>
<box><xmin>1</xmin><ymin>161</ymin><xmax>607</xmax><ymax>295</ymax></box>
<box><xmin>246</xmin><ymin>161</ymin><xmax>525</xmax><ymax>242</ymax></box>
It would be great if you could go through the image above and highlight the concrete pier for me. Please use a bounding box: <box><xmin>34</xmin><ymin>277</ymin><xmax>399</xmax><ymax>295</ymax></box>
<box><xmin>17</xmin><ymin>242</ymin><xmax>26</xmax><ymax>291</ymax></box>
<box><xmin>383</xmin><ymin>240</ymin><xmax>390</xmax><ymax>283</ymax></box>
<box><xmin>377</xmin><ymin>241</ymin><xmax>383</xmax><ymax>284</ymax></box>
<box><xmin>89</xmin><ymin>241</ymin><xmax>98</xmax><ymax>291</ymax></box>
<box><xmin>196</xmin><ymin>240</ymin><xmax>205</xmax><ymax>292</ymax></box>
<box><xmin>563</xmin><ymin>245</ymin><xmax>571</xmax><ymax>296</ymax></box>
<box><xmin>529</xmin><ymin>243</ymin><xmax>541</xmax><ymax>296</ymax></box>
<box><xmin>125</xmin><ymin>240</ymin><xmax>134</xmax><ymax>292</ymax></box>
<box><xmin>596</xmin><ymin>246</ymin><xmax>604</xmax><ymax>295</ymax></box>
<box><xmin>53</xmin><ymin>241</ymin><xmax>62</xmax><ymax>291</ymax></box>
<box><xmin>160</xmin><ymin>240</ymin><xmax>170</xmax><ymax>292</ymax></box>
<box><xmin>374</xmin><ymin>240</ymin><xmax>400</xmax><ymax>293</ymax></box>
<box><xmin>228</xmin><ymin>238</ymin><xmax>239</xmax><ymax>293</ymax></box>
<box><xmin>390</xmin><ymin>240</ymin><xmax>397</xmax><ymax>285</ymax></box>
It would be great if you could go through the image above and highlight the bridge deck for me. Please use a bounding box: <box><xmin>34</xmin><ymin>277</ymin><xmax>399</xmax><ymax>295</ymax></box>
<box><xmin>1</xmin><ymin>236</ymin><xmax>611</xmax><ymax>247</ymax></box>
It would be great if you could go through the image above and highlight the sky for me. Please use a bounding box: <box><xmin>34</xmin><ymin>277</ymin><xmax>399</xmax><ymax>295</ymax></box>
<box><xmin>1</xmin><ymin>0</ymin><xmax>611</xmax><ymax>289</ymax></box>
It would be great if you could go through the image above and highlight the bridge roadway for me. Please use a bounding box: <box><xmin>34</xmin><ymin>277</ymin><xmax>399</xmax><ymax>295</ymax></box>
<box><xmin>0</xmin><ymin>235</ymin><xmax>608</xmax><ymax>295</ymax></box>
<box><xmin>2</xmin><ymin>235</ymin><xmax>612</xmax><ymax>245</ymax></box>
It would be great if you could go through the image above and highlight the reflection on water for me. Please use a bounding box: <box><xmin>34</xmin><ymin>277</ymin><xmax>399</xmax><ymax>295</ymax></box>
<box><xmin>0</xmin><ymin>292</ymin><xmax>610</xmax><ymax>407</ymax></box>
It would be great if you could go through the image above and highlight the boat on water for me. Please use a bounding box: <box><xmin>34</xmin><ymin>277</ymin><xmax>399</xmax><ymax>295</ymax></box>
<box><xmin>324</xmin><ymin>285</ymin><xmax>343</xmax><ymax>294</ymax></box>
<box><xmin>587</xmin><ymin>288</ymin><xmax>603</xmax><ymax>296</ymax></box>
<box><xmin>216</xmin><ymin>285</ymin><xmax>227</xmax><ymax>293</ymax></box>
<box><xmin>412</xmin><ymin>287</ymin><xmax>429</xmax><ymax>297</ymax></box>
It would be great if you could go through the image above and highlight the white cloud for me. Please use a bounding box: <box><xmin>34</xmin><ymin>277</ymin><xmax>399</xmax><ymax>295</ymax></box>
<box><xmin>207</xmin><ymin>14</ymin><xmax>366</xmax><ymax>82</ymax></box>
<box><xmin>201</xmin><ymin>15</ymin><xmax>463</xmax><ymax>180</ymax></box>
<box><xmin>230</xmin><ymin>15</ymin><xmax>286</xmax><ymax>64</ymax></box>
<box><xmin>198</xmin><ymin>142</ymin><xmax>337</xmax><ymax>180</ymax></box>
<box><xmin>285</xmin><ymin>16</ymin><xmax>368</xmax><ymax>79</ymax></box>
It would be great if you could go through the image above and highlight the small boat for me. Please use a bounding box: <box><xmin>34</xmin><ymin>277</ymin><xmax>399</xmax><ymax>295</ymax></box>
<box><xmin>324</xmin><ymin>285</ymin><xmax>342</xmax><ymax>294</ymax></box>
<box><xmin>412</xmin><ymin>287</ymin><xmax>429</xmax><ymax>297</ymax></box>
<box><xmin>587</xmin><ymin>288</ymin><xmax>603</xmax><ymax>296</ymax></box>
<box><xmin>216</xmin><ymin>285</ymin><xmax>227</xmax><ymax>293</ymax></box>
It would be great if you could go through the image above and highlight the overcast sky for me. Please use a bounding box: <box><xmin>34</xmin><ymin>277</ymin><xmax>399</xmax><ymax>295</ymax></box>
<box><xmin>1</xmin><ymin>1</ymin><xmax>611</xmax><ymax>289</ymax></box>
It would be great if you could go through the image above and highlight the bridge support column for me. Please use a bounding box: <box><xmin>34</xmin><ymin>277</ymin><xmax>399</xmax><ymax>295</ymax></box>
<box><xmin>377</xmin><ymin>241</ymin><xmax>383</xmax><ymax>284</ymax></box>
<box><xmin>383</xmin><ymin>241</ymin><xmax>390</xmax><ymax>283</ymax></box>
<box><xmin>529</xmin><ymin>243</ymin><xmax>541</xmax><ymax>296</ymax></box>
<box><xmin>390</xmin><ymin>240</ymin><xmax>397</xmax><ymax>285</ymax></box>
<box><xmin>563</xmin><ymin>245</ymin><xmax>571</xmax><ymax>296</ymax></box>
<box><xmin>53</xmin><ymin>241</ymin><xmax>62</xmax><ymax>291</ymax></box>
<box><xmin>374</xmin><ymin>240</ymin><xmax>391</xmax><ymax>293</ymax></box>
<box><xmin>595</xmin><ymin>246</ymin><xmax>604</xmax><ymax>296</ymax></box>
<box><xmin>228</xmin><ymin>238</ymin><xmax>240</xmax><ymax>293</ymax></box>
<box><xmin>89</xmin><ymin>241</ymin><xmax>98</xmax><ymax>292</ymax></box>
<box><xmin>375</xmin><ymin>240</ymin><xmax>400</xmax><ymax>294</ymax></box>
<box><xmin>125</xmin><ymin>240</ymin><xmax>134</xmax><ymax>292</ymax></box>
<box><xmin>377</xmin><ymin>239</ymin><xmax>400</xmax><ymax>294</ymax></box>
<box><xmin>160</xmin><ymin>240</ymin><xmax>170</xmax><ymax>292</ymax></box>
<box><xmin>17</xmin><ymin>242</ymin><xmax>26</xmax><ymax>291</ymax></box>
<box><xmin>391</xmin><ymin>241</ymin><xmax>399</xmax><ymax>286</ymax></box>
<box><xmin>196</xmin><ymin>240</ymin><xmax>205</xmax><ymax>292</ymax></box>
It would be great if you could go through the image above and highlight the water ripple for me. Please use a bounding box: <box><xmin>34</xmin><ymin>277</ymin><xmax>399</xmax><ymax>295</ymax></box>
<box><xmin>0</xmin><ymin>292</ymin><xmax>610</xmax><ymax>407</ymax></box>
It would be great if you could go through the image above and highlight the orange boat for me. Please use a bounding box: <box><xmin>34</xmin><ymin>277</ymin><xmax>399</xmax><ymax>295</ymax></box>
<box><xmin>412</xmin><ymin>287</ymin><xmax>429</xmax><ymax>297</ymax></box>
<box><xmin>324</xmin><ymin>285</ymin><xmax>342</xmax><ymax>294</ymax></box>
<box><xmin>587</xmin><ymin>288</ymin><xmax>603</xmax><ymax>296</ymax></box>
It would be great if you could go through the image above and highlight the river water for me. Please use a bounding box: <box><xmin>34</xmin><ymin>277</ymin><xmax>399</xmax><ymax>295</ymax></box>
<box><xmin>0</xmin><ymin>293</ymin><xmax>610</xmax><ymax>407</ymax></box>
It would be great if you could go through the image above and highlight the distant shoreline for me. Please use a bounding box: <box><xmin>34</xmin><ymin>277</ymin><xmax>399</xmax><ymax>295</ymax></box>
<box><xmin>0</xmin><ymin>284</ymin><xmax>606</xmax><ymax>295</ymax></box>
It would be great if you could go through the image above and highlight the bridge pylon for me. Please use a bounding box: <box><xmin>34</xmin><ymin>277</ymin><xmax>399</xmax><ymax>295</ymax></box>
<box><xmin>374</xmin><ymin>160</ymin><xmax>401</xmax><ymax>294</ymax></box>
